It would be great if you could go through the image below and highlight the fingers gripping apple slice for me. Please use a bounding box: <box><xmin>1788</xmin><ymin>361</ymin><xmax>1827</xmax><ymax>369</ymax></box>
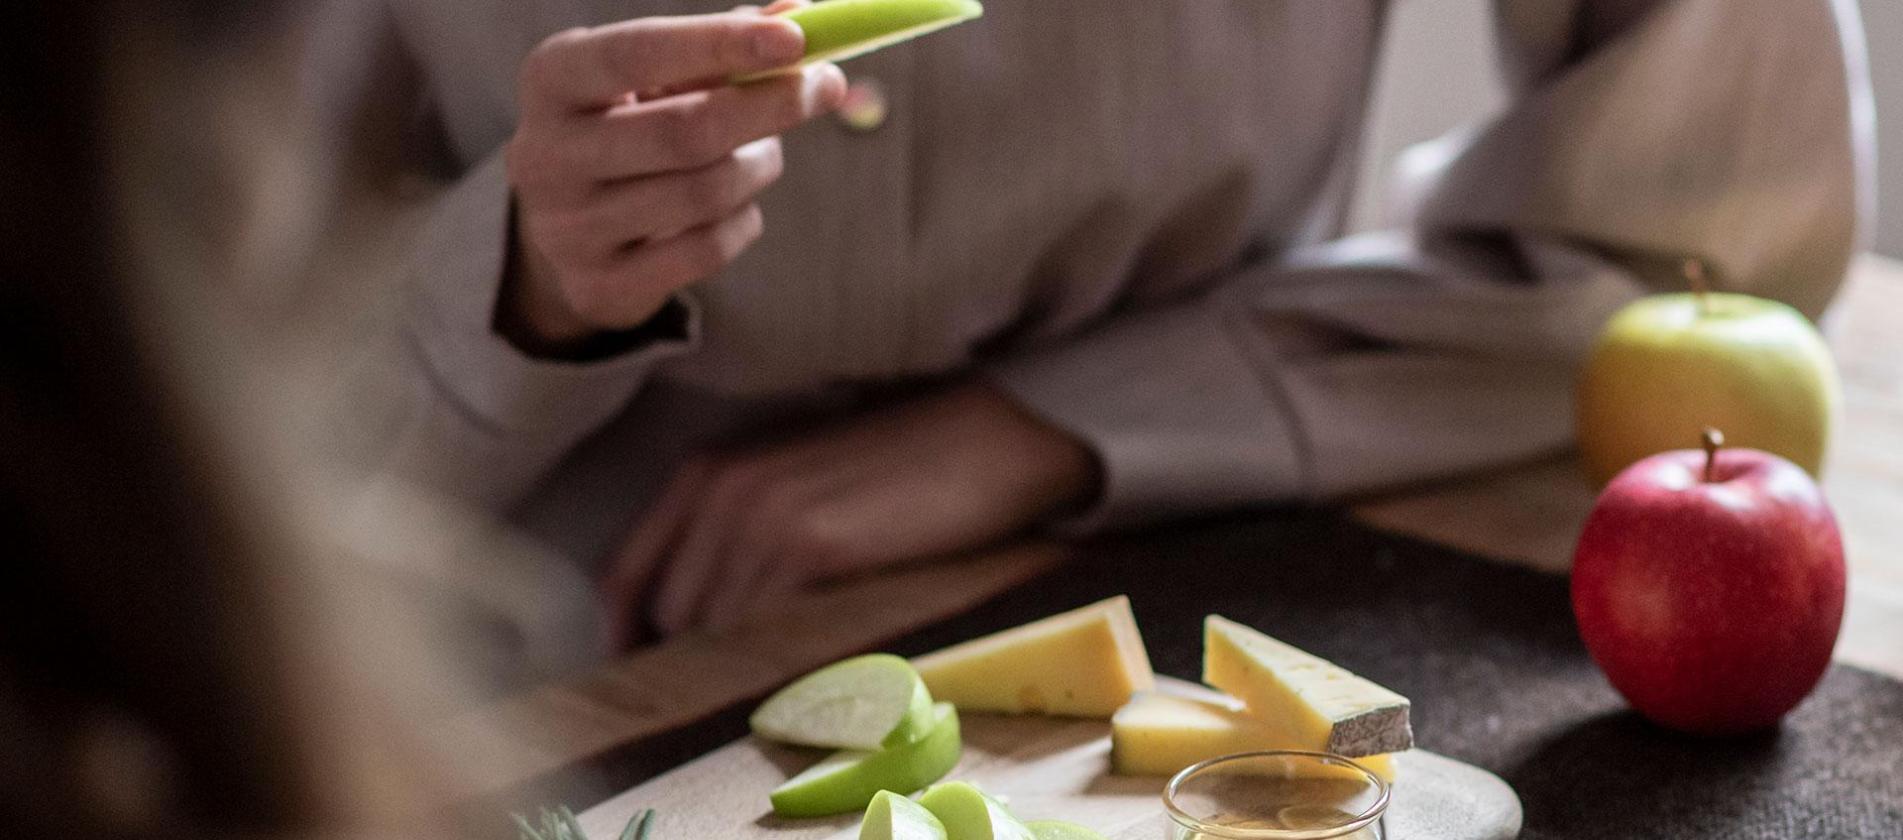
<box><xmin>1203</xmin><ymin>616</ymin><xmax>1413</xmax><ymax>757</ymax></box>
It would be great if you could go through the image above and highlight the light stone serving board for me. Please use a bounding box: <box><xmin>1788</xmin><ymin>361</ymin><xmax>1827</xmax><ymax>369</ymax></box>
<box><xmin>578</xmin><ymin>677</ymin><xmax>1521</xmax><ymax>840</ymax></box>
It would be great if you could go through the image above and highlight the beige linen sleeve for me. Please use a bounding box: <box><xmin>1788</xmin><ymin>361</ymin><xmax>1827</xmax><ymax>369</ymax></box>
<box><xmin>383</xmin><ymin>155</ymin><xmax>700</xmax><ymax>512</ymax></box>
<box><xmin>991</xmin><ymin>0</ymin><xmax>1873</xmax><ymax>530</ymax></box>
<box><xmin>320</xmin><ymin>5</ymin><xmax>698</xmax><ymax>515</ymax></box>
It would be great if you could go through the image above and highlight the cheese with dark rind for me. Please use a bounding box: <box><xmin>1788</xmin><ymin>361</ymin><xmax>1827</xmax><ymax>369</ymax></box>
<box><xmin>1110</xmin><ymin>690</ymin><xmax>1398</xmax><ymax>783</ymax></box>
<box><xmin>1203</xmin><ymin>615</ymin><xmax>1413</xmax><ymax>757</ymax></box>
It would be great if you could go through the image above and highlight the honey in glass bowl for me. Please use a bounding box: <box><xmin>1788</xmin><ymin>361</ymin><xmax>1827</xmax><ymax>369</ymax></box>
<box><xmin>1163</xmin><ymin>751</ymin><xmax>1388</xmax><ymax>840</ymax></box>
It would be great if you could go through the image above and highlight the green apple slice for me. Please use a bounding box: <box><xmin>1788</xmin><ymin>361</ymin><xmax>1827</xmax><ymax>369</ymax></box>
<box><xmin>790</xmin><ymin>0</ymin><xmax>983</xmax><ymax>65</ymax></box>
<box><xmin>770</xmin><ymin>702</ymin><xmax>962</xmax><ymax>817</ymax></box>
<box><xmin>861</xmin><ymin>791</ymin><xmax>949</xmax><ymax>840</ymax></box>
<box><xmin>918</xmin><ymin>782</ymin><xmax>1034</xmax><ymax>840</ymax></box>
<box><xmin>741</xmin><ymin>0</ymin><xmax>983</xmax><ymax>80</ymax></box>
<box><xmin>752</xmin><ymin>654</ymin><xmax>935</xmax><ymax>750</ymax></box>
<box><xmin>1025</xmin><ymin>822</ymin><xmax>1108</xmax><ymax>840</ymax></box>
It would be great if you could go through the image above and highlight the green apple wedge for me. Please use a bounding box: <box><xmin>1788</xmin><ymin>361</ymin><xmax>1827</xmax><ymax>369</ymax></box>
<box><xmin>770</xmin><ymin>702</ymin><xmax>962</xmax><ymax>817</ymax></box>
<box><xmin>741</xmin><ymin>0</ymin><xmax>983</xmax><ymax>80</ymax></box>
<box><xmin>861</xmin><ymin>791</ymin><xmax>949</xmax><ymax>840</ymax></box>
<box><xmin>752</xmin><ymin>653</ymin><xmax>935</xmax><ymax>750</ymax></box>
<box><xmin>918</xmin><ymin>782</ymin><xmax>1034</xmax><ymax>840</ymax></box>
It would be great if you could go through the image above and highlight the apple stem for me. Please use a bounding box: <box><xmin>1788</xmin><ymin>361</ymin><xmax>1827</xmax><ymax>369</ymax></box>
<box><xmin>1684</xmin><ymin>259</ymin><xmax>1711</xmax><ymax>315</ymax></box>
<box><xmin>1701</xmin><ymin>427</ymin><xmax>1725</xmax><ymax>483</ymax></box>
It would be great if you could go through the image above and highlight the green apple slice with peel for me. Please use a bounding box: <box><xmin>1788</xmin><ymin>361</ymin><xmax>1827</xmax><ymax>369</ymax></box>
<box><xmin>861</xmin><ymin>791</ymin><xmax>949</xmax><ymax>840</ymax></box>
<box><xmin>741</xmin><ymin>0</ymin><xmax>984</xmax><ymax>80</ymax></box>
<box><xmin>752</xmin><ymin>653</ymin><xmax>935</xmax><ymax>750</ymax></box>
<box><xmin>1025</xmin><ymin>822</ymin><xmax>1108</xmax><ymax>840</ymax></box>
<box><xmin>791</xmin><ymin>0</ymin><xmax>983</xmax><ymax>65</ymax></box>
<box><xmin>770</xmin><ymin>702</ymin><xmax>962</xmax><ymax>817</ymax></box>
<box><xmin>918</xmin><ymin>782</ymin><xmax>1034</xmax><ymax>840</ymax></box>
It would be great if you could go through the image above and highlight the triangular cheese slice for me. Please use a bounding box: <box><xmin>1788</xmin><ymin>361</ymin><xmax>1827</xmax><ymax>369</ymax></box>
<box><xmin>1111</xmin><ymin>690</ymin><xmax>1397</xmax><ymax>782</ymax></box>
<box><xmin>1203</xmin><ymin>615</ymin><xmax>1412</xmax><ymax>757</ymax></box>
<box><xmin>911</xmin><ymin>596</ymin><xmax>1154</xmax><ymax>717</ymax></box>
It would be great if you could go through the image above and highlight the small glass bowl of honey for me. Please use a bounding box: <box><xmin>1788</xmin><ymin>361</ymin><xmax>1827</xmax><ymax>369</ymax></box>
<box><xmin>1163</xmin><ymin>751</ymin><xmax>1389</xmax><ymax>840</ymax></box>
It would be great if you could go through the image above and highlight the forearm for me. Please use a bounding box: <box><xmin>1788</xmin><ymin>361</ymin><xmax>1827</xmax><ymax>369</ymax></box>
<box><xmin>350</xmin><ymin>155</ymin><xmax>697</xmax><ymax>513</ymax></box>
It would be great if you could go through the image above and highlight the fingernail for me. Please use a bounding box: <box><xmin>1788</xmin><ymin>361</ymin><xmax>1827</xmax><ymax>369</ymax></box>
<box><xmin>753</xmin><ymin>19</ymin><xmax>805</xmax><ymax>63</ymax></box>
<box><xmin>808</xmin><ymin>63</ymin><xmax>848</xmax><ymax>109</ymax></box>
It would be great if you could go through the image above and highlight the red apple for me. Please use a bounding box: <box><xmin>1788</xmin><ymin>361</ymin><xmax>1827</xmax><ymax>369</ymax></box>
<box><xmin>1571</xmin><ymin>429</ymin><xmax>1845</xmax><ymax>735</ymax></box>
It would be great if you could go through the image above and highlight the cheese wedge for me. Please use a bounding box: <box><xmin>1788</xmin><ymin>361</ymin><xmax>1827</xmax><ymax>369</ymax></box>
<box><xmin>912</xmin><ymin>596</ymin><xmax>1155</xmax><ymax>717</ymax></box>
<box><xmin>1203</xmin><ymin>616</ymin><xmax>1412</xmax><ymax>757</ymax></box>
<box><xmin>1110</xmin><ymin>691</ymin><xmax>1396</xmax><ymax>783</ymax></box>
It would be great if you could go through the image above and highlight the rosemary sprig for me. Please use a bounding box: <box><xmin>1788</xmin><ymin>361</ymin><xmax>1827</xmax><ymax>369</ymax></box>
<box><xmin>621</xmin><ymin>808</ymin><xmax>656</xmax><ymax>840</ymax></box>
<box><xmin>513</xmin><ymin>806</ymin><xmax>655</xmax><ymax>840</ymax></box>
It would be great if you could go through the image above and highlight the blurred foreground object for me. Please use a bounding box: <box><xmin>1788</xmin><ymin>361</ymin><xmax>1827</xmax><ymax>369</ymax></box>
<box><xmin>0</xmin><ymin>2</ymin><xmax>547</xmax><ymax>837</ymax></box>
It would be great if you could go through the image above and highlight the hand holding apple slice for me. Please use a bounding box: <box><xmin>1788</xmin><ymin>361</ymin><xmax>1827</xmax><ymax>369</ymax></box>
<box><xmin>751</xmin><ymin>653</ymin><xmax>934</xmax><ymax>749</ymax></box>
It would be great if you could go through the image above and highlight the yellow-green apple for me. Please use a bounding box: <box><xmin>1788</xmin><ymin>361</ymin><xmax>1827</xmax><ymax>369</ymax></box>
<box><xmin>1571</xmin><ymin>429</ymin><xmax>1845</xmax><ymax>735</ymax></box>
<box><xmin>1575</xmin><ymin>265</ymin><xmax>1839</xmax><ymax>485</ymax></box>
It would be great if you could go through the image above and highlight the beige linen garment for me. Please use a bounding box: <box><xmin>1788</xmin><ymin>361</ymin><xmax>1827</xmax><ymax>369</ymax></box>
<box><xmin>320</xmin><ymin>0</ymin><xmax>1870</xmax><ymax>658</ymax></box>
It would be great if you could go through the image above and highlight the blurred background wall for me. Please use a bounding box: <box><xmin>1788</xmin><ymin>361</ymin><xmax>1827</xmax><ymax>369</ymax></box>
<box><xmin>1354</xmin><ymin>0</ymin><xmax>1900</xmax><ymax>259</ymax></box>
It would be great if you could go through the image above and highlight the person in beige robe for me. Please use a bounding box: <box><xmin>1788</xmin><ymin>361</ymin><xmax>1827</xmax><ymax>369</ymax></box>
<box><xmin>301</xmin><ymin>0</ymin><xmax>1872</xmax><ymax>666</ymax></box>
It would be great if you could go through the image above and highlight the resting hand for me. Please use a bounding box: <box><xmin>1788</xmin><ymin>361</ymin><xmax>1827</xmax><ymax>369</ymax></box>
<box><xmin>600</xmin><ymin>384</ymin><xmax>1102</xmax><ymax>645</ymax></box>
<box><xmin>500</xmin><ymin>3</ymin><xmax>846</xmax><ymax>353</ymax></box>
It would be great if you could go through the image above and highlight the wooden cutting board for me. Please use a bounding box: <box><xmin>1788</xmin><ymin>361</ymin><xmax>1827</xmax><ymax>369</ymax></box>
<box><xmin>576</xmin><ymin>678</ymin><xmax>1522</xmax><ymax>840</ymax></box>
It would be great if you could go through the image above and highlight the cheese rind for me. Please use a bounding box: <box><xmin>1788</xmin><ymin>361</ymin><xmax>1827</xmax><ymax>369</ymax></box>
<box><xmin>1202</xmin><ymin>616</ymin><xmax>1413</xmax><ymax>757</ymax></box>
<box><xmin>913</xmin><ymin>596</ymin><xmax>1155</xmax><ymax>717</ymax></box>
<box><xmin>1110</xmin><ymin>691</ymin><xmax>1397</xmax><ymax>783</ymax></box>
